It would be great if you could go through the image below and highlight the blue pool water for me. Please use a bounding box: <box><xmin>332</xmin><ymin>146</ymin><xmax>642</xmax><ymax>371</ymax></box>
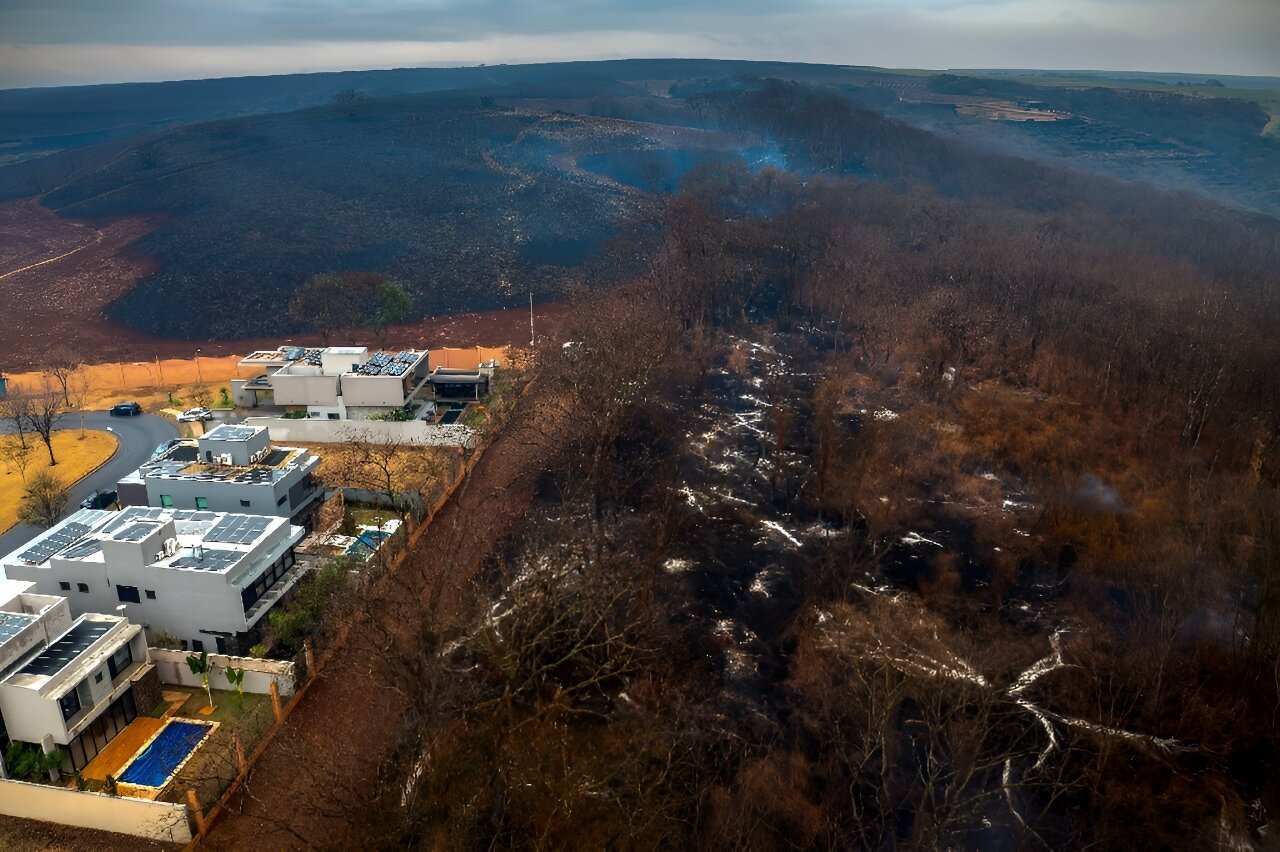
<box><xmin>118</xmin><ymin>721</ymin><xmax>210</xmax><ymax>787</ymax></box>
<box><xmin>346</xmin><ymin>529</ymin><xmax>390</xmax><ymax>557</ymax></box>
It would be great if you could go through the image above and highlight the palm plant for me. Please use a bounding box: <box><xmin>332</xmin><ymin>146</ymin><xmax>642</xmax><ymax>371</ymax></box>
<box><xmin>186</xmin><ymin>650</ymin><xmax>215</xmax><ymax>710</ymax></box>
<box><xmin>224</xmin><ymin>665</ymin><xmax>246</xmax><ymax>706</ymax></box>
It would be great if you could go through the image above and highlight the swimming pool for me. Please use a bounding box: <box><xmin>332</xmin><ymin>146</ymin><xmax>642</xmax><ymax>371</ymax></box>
<box><xmin>346</xmin><ymin>529</ymin><xmax>391</xmax><ymax>557</ymax></box>
<box><xmin>117</xmin><ymin>720</ymin><xmax>212</xmax><ymax>788</ymax></box>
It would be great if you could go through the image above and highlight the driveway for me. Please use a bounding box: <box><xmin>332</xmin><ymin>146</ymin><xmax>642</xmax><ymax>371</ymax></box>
<box><xmin>0</xmin><ymin>411</ymin><xmax>179</xmax><ymax>560</ymax></box>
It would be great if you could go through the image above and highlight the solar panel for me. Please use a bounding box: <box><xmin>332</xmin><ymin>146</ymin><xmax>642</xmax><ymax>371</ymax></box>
<box><xmin>21</xmin><ymin>621</ymin><xmax>111</xmax><ymax>677</ymax></box>
<box><xmin>61</xmin><ymin>540</ymin><xmax>103</xmax><ymax>560</ymax></box>
<box><xmin>115</xmin><ymin>523</ymin><xmax>157</xmax><ymax>542</ymax></box>
<box><xmin>0</xmin><ymin>611</ymin><xmax>36</xmax><ymax>643</ymax></box>
<box><xmin>170</xmin><ymin>549</ymin><xmax>240</xmax><ymax>572</ymax></box>
<box><xmin>205</xmin><ymin>514</ymin><xmax>270</xmax><ymax>544</ymax></box>
<box><xmin>18</xmin><ymin>521</ymin><xmax>92</xmax><ymax>565</ymax></box>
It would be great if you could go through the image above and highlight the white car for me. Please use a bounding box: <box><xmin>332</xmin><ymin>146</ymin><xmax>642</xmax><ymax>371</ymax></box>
<box><xmin>176</xmin><ymin>407</ymin><xmax>214</xmax><ymax>422</ymax></box>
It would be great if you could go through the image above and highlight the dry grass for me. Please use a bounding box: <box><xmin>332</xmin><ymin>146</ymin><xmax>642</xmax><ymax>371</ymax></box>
<box><xmin>0</xmin><ymin>430</ymin><xmax>118</xmax><ymax>533</ymax></box>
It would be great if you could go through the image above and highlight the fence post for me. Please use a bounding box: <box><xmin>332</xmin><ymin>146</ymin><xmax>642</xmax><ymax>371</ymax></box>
<box><xmin>303</xmin><ymin>638</ymin><xmax>316</xmax><ymax>677</ymax></box>
<box><xmin>187</xmin><ymin>787</ymin><xmax>206</xmax><ymax>837</ymax></box>
<box><xmin>233</xmin><ymin>732</ymin><xmax>247</xmax><ymax>776</ymax></box>
<box><xmin>269</xmin><ymin>680</ymin><xmax>283</xmax><ymax>722</ymax></box>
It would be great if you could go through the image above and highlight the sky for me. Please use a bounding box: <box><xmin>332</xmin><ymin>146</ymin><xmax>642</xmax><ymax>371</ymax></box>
<box><xmin>1</xmin><ymin>0</ymin><xmax>1277</xmax><ymax>89</ymax></box>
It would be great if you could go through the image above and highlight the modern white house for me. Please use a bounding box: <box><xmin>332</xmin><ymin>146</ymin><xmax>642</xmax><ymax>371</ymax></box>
<box><xmin>233</xmin><ymin>345</ymin><xmax>431</xmax><ymax>420</ymax></box>
<box><xmin>116</xmin><ymin>423</ymin><xmax>324</xmax><ymax>530</ymax></box>
<box><xmin>1</xmin><ymin>507</ymin><xmax>306</xmax><ymax>656</ymax></box>
<box><xmin>0</xmin><ymin>578</ymin><xmax>152</xmax><ymax>775</ymax></box>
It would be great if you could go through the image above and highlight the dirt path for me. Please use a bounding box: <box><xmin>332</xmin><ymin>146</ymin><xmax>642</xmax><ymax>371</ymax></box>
<box><xmin>205</xmin><ymin>382</ymin><xmax>564</xmax><ymax>849</ymax></box>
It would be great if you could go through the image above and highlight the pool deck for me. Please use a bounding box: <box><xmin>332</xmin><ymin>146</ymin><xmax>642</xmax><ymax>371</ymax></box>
<box><xmin>80</xmin><ymin>716</ymin><xmax>165</xmax><ymax>782</ymax></box>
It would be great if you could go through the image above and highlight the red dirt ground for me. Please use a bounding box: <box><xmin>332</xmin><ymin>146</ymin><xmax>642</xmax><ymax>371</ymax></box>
<box><xmin>0</xmin><ymin>198</ymin><xmax>572</xmax><ymax>370</ymax></box>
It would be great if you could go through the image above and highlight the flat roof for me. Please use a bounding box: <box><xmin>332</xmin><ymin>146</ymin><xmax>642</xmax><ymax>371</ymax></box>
<box><xmin>20</xmin><ymin>620</ymin><xmax>110</xmax><ymax>678</ymax></box>
<box><xmin>2</xmin><ymin>507</ymin><xmax>296</xmax><ymax>575</ymax></box>
<box><xmin>0</xmin><ymin>611</ymin><xmax>37</xmax><ymax>644</ymax></box>
<box><xmin>202</xmin><ymin>424</ymin><xmax>259</xmax><ymax>442</ymax></box>
<box><xmin>124</xmin><ymin>441</ymin><xmax>315</xmax><ymax>486</ymax></box>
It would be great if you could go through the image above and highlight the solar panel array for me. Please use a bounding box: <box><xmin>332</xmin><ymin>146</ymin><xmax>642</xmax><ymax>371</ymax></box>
<box><xmin>205</xmin><ymin>515</ymin><xmax>270</xmax><ymax>544</ymax></box>
<box><xmin>21</xmin><ymin>621</ymin><xmax>111</xmax><ymax>677</ymax></box>
<box><xmin>0</xmin><ymin>611</ymin><xmax>36</xmax><ymax>643</ymax></box>
<box><xmin>18</xmin><ymin>521</ymin><xmax>92</xmax><ymax>565</ymax></box>
<box><xmin>61</xmin><ymin>540</ymin><xmax>103</xmax><ymax>560</ymax></box>
<box><xmin>171</xmin><ymin>549</ymin><xmax>240</xmax><ymax>572</ymax></box>
<box><xmin>114</xmin><ymin>523</ymin><xmax>158</xmax><ymax>542</ymax></box>
<box><xmin>351</xmin><ymin>350</ymin><xmax>419</xmax><ymax>377</ymax></box>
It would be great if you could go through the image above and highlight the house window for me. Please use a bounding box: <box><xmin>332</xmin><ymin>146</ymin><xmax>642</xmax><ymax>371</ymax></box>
<box><xmin>327</xmin><ymin>413</ymin><xmax>339</xmax><ymax>420</ymax></box>
<box><xmin>107</xmin><ymin>644</ymin><xmax>133</xmax><ymax>679</ymax></box>
<box><xmin>77</xmin><ymin>582</ymin><xmax>89</xmax><ymax>593</ymax></box>
<box><xmin>160</xmin><ymin>495</ymin><xmax>174</xmax><ymax>508</ymax></box>
<box><xmin>277</xmin><ymin>495</ymin><xmax>287</xmax><ymax>506</ymax></box>
<box><xmin>191</xmin><ymin>639</ymin><xmax>204</xmax><ymax>653</ymax></box>
<box><xmin>145</xmin><ymin>589</ymin><xmax>156</xmax><ymax>599</ymax></box>
<box><xmin>59</xmin><ymin>690</ymin><xmax>81</xmax><ymax>722</ymax></box>
<box><xmin>116</xmin><ymin>585</ymin><xmax>140</xmax><ymax>603</ymax></box>
<box><xmin>195</xmin><ymin>497</ymin><xmax>209</xmax><ymax>510</ymax></box>
<box><xmin>240</xmin><ymin>499</ymin><xmax>251</xmax><ymax>508</ymax></box>
<box><xmin>59</xmin><ymin>581</ymin><xmax>70</xmax><ymax>591</ymax></box>
<box><xmin>180</xmin><ymin>640</ymin><xmax>189</xmax><ymax>651</ymax></box>
<box><xmin>94</xmin><ymin>672</ymin><xmax>103</xmax><ymax>684</ymax></box>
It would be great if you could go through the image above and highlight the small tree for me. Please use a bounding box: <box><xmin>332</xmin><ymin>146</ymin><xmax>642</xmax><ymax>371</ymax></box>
<box><xmin>224</xmin><ymin>665</ymin><xmax>246</xmax><ymax>706</ymax></box>
<box><xmin>288</xmin><ymin>271</ymin><xmax>383</xmax><ymax>343</ymax></box>
<box><xmin>18</xmin><ymin>469</ymin><xmax>68</xmax><ymax>527</ymax></box>
<box><xmin>0</xmin><ymin>437</ymin><xmax>34</xmax><ymax>483</ymax></box>
<box><xmin>24</xmin><ymin>378</ymin><xmax>71</xmax><ymax>466</ymax></box>
<box><xmin>186</xmin><ymin>650</ymin><xmax>215</xmax><ymax>710</ymax></box>
<box><xmin>43</xmin><ymin>346</ymin><xmax>83</xmax><ymax>407</ymax></box>
<box><xmin>367</xmin><ymin>280</ymin><xmax>415</xmax><ymax>349</ymax></box>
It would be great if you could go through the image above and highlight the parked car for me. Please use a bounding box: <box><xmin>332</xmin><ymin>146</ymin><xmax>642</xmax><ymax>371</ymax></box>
<box><xmin>109</xmin><ymin>401</ymin><xmax>142</xmax><ymax>416</ymax></box>
<box><xmin>152</xmin><ymin>439</ymin><xmax>180</xmax><ymax>458</ymax></box>
<box><xmin>176</xmin><ymin>407</ymin><xmax>214</xmax><ymax>422</ymax></box>
<box><xmin>79</xmin><ymin>490</ymin><xmax>117</xmax><ymax>510</ymax></box>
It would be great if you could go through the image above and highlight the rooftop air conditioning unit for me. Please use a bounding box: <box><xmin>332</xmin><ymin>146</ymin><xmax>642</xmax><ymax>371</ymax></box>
<box><xmin>217</xmin><ymin>453</ymin><xmax>234</xmax><ymax>465</ymax></box>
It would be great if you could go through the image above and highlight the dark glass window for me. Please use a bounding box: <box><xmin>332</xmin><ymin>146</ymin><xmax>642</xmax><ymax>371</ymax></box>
<box><xmin>107</xmin><ymin>644</ymin><xmax>133</xmax><ymax>679</ymax></box>
<box><xmin>59</xmin><ymin>689</ymin><xmax>81</xmax><ymax>722</ymax></box>
<box><xmin>58</xmin><ymin>581</ymin><xmax>70</xmax><ymax>591</ymax></box>
<box><xmin>240</xmin><ymin>499</ymin><xmax>251</xmax><ymax>508</ymax></box>
<box><xmin>116</xmin><ymin>585</ymin><xmax>140</xmax><ymax>603</ymax></box>
<box><xmin>77</xmin><ymin>583</ymin><xmax>88</xmax><ymax>593</ymax></box>
<box><xmin>145</xmin><ymin>589</ymin><xmax>156</xmax><ymax>599</ymax></box>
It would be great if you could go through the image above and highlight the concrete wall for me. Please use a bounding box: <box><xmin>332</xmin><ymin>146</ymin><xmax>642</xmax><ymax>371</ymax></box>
<box><xmin>149</xmin><ymin>648</ymin><xmax>296</xmax><ymax>697</ymax></box>
<box><xmin>340</xmin><ymin>374</ymin><xmax>410</xmax><ymax>408</ymax></box>
<box><xmin>246</xmin><ymin>416</ymin><xmax>476</xmax><ymax>448</ymax></box>
<box><xmin>0</xmin><ymin>778</ymin><xmax>192</xmax><ymax>843</ymax></box>
<box><xmin>270</xmin><ymin>373</ymin><xmax>339</xmax><ymax>407</ymax></box>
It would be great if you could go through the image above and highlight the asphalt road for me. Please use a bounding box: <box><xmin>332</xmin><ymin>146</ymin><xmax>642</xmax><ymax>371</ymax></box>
<box><xmin>0</xmin><ymin>411</ymin><xmax>179</xmax><ymax>561</ymax></box>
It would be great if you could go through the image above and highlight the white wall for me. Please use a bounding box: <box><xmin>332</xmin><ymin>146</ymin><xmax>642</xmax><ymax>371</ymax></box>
<box><xmin>149</xmin><ymin>648</ymin><xmax>296</xmax><ymax>697</ymax></box>
<box><xmin>246</xmin><ymin>416</ymin><xmax>476</xmax><ymax>447</ymax></box>
<box><xmin>0</xmin><ymin>778</ymin><xmax>192</xmax><ymax>844</ymax></box>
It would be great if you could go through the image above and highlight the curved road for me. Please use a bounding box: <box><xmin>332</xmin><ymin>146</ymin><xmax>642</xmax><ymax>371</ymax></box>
<box><xmin>0</xmin><ymin>411</ymin><xmax>179</xmax><ymax>560</ymax></box>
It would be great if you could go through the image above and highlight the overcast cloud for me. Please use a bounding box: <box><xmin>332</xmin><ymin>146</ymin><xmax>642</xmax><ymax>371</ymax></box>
<box><xmin>1</xmin><ymin>0</ymin><xmax>1276</xmax><ymax>88</ymax></box>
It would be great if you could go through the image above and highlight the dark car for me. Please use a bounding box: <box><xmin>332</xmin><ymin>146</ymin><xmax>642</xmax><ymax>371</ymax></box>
<box><xmin>109</xmin><ymin>401</ymin><xmax>142</xmax><ymax>416</ymax></box>
<box><xmin>79</xmin><ymin>490</ymin><xmax>118</xmax><ymax>510</ymax></box>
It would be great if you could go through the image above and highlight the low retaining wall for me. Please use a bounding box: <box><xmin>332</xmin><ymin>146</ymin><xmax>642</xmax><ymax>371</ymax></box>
<box><xmin>149</xmin><ymin>649</ymin><xmax>296</xmax><ymax>697</ymax></box>
<box><xmin>0</xmin><ymin>778</ymin><xmax>192</xmax><ymax>844</ymax></box>
<box><xmin>244</xmin><ymin>416</ymin><xmax>476</xmax><ymax>447</ymax></box>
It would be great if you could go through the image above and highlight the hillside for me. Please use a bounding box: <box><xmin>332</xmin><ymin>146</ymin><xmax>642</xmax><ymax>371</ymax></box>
<box><xmin>0</xmin><ymin>60</ymin><xmax>1277</xmax><ymax>353</ymax></box>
